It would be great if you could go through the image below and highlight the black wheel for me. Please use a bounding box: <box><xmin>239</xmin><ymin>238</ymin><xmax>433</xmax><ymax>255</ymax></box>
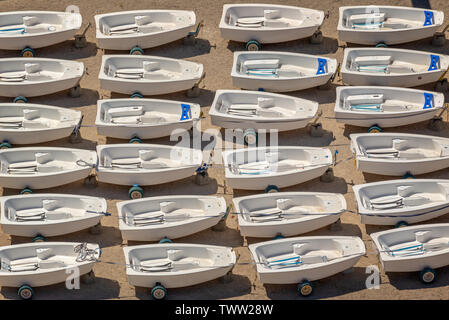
<box><xmin>130</xmin><ymin>92</ymin><xmax>144</xmax><ymax>98</ymax></box>
<box><xmin>20</xmin><ymin>188</ymin><xmax>33</xmax><ymax>195</ymax></box>
<box><xmin>13</xmin><ymin>96</ymin><xmax>27</xmax><ymax>103</ymax></box>
<box><xmin>368</xmin><ymin>125</ymin><xmax>382</xmax><ymax>133</ymax></box>
<box><xmin>264</xmin><ymin>185</ymin><xmax>280</xmax><ymax>193</ymax></box>
<box><xmin>0</xmin><ymin>142</ymin><xmax>12</xmax><ymax>149</ymax></box>
<box><xmin>129</xmin><ymin>137</ymin><xmax>142</xmax><ymax>144</ymax></box>
<box><xmin>309</xmin><ymin>123</ymin><xmax>324</xmax><ymax>137</ymax></box>
<box><xmin>69</xmin><ymin>85</ymin><xmax>81</xmax><ymax>98</ymax></box>
<box><xmin>186</xmin><ymin>86</ymin><xmax>200</xmax><ymax>98</ymax></box>
<box><xmin>128</xmin><ymin>185</ymin><xmax>144</xmax><ymax>199</ymax></box>
<box><xmin>435</xmin><ymin>79</ymin><xmax>449</xmax><ymax>92</ymax></box>
<box><xmin>151</xmin><ymin>284</ymin><xmax>167</xmax><ymax>300</ymax></box>
<box><xmin>84</xmin><ymin>175</ymin><xmax>98</xmax><ymax>188</ymax></box>
<box><xmin>243</xmin><ymin>128</ymin><xmax>257</xmax><ymax>145</ymax></box>
<box><xmin>274</xmin><ymin>233</ymin><xmax>284</xmax><ymax>240</ymax></box>
<box><xmin>246</xmin><ymin>40</ymin><xmax>261</xmax><ymax>51</ymax></box>
<box><xmin>320</xmin><ymin>168</ymin><xmax>335</xmax><ymax>183</ymax></box>
<box><xmin>402</xmin><ymin>172</ymin><xmax>415</xmax><ymax>179</ymax></box>
<box><xmin>432</xmin><ymin>33</ymin><xmax>445</xmax><ymax>47</ymax></box>
<box><xmin>81</xmin><ymin>270</ymin><xmax>96</xmax><ymax>284</ymax></box>
<box><xmin>310</xmin><ymin>31</ymin><xmax>323</xmax><ymax>44</ymax></box>
<box><xmin>375</xmin><ymin>42</ymin><xmax>388</xmax><ymax>48</ymax></box>
<box><xmin>69</xmin><ymin>130</ymin><xmax>82</xmax><ymax>144</ymax></box>
<box><xmin>297</xmin><ymin>281</ymin><xmax>313</xmax><ymax>297</ymax></box>
<box><xmin>18</xmin><ymin>285</ymin><xmax>34</xmax><ymax>300</ymax></box>
<box><xmin>32</xmin><ymin>234</ymin><xmax>45</xmax><ymax>242</ymax></box>
<box><xmin>20</xmin><ymin>47</ymin><xmax>35</xmax><ymax>57</ymax></box>
<box><xmin>130</xmin><ymin>46</ymin><xmax>144</xmax><ymax>55</ymax></box>
<box><xmin>159</xmin><ymin>237</ymin><xmax>173</xmax><ymax>244</ymax></box>
<box><xmin>89</xmin><ymin>223</ymin><xmax>102</xmax><ymax>235</ymax></box>
<box><xmin>420</xmin><ymin>267</ymin><xmax>436</xmax><ymax>284</ymax></box>
<box><xmin>394</xmin><ymin>221</ymin><xmax>409</xmax><ymax>229</ymax></box>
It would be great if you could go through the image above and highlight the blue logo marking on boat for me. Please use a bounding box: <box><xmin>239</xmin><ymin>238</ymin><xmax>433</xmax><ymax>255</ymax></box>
<box><xmin>424</xmin><ymin>11</ymin><xmax>434</xmax><ymax>26</ymax></box>
<box><xmin>180</xmin><ymin>104</ymin><xmax>191</xmax><ymax>120</ymax></box>
<box><xmin>428</xmin><ymin>55</ymin><xmax>440</xmax><ymax>71</ymax></box>
<box><xmin>316</xmin><ymin>58</ymin><xmax>327</xmax><ymax>75</ymax></box>
<box><xmin>423</xmin><ymin>93</ymin><xmax>433</xmax><ymax>109</ymax></box>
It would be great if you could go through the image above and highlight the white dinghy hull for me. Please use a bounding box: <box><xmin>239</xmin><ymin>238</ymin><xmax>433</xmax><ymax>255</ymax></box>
<box><xmin>99</xmin><ymin>55</ymin><xmax>204</xmax><ymax>96</ymax></box>
<box><xmin>371</xmin><ymin>223</ymin><xmax>449</xmax><ymax>273</ymax></box>
<box><xmin>354</xmin><ymin>179</ymin><xmax>449</xmax><ymax>226</ymax></box>
<box><xmin>249</xmin><ymin>236</ymin><xmax>365</xmax><ymax>284</ymax></box>
<box><xmin>338</xmin><ymin>6</ymin><xmax>444</xmax><ymax>45</ymax></box>
<box><xmin>96</xmin><ymin>99</ymin><xmax>200</xmax><ymax>140</ymax></box>
<box><xmin>0</xmin><ymin>147</ymin><xmax>97</xmax><ymax>189</ymax></box>
<box><xmin>0</xmin><ymin>194</ymin><xmax>107</xmax><ymax>237</ymax></box>
<box><xmin>0</xmin><ymin>103</ymin><xmax>81</xmax><ymax>144</ymax></box>
<box><xmin>210</xmin><ymin>90</ymin><xmax>318</xmax><ymax>132</ymax></box>
<box><xmin>335</xmin><ymin>86</ymin><xmax>445</xmax><ymax>128</ymax></box>
<box><xmin>0</xmin><ymin>11</ymin><xmax>82</xmax><ymax>50</ymax></box>
<box><xmin>0</xmin><ymin>58</ymin><xmax>84</xmax><ymax>97</ymax></box>
<box><xmin>124</xmin><ymin>243</ymin><xmax>236</xmax><ymax>288</ymax></box>
<box><xmin>118</xmin><ymin>195</ymin><xmax>226</xmax><ymax>241</ymax></box>
<box><xmin>220</xmin><ymin>4</ymin><xmax>324</xmax><ymax>44</ymax></box>
<box><xmin>223</xmin><ymin>146</ymin><xmax>333</xmax><ymax>190</ymax></box>
<box><xmin>341</xmin><ymin>48</ymin><xmax>449</xmax><ymax>87</ymax></box>
<box><xmin>96</xmin><ymin>144</ymin><xmax>202</xmax><ymax>186</ymax></box>
<box><xmin>95</xmin><ymin>10</ymin><xmax>196</xmax><ymax>50</ymax></box>
<box><xmin>231</xmin><ymin>51</ymin><xmax>337</xmax><ymax>92</ymax></box>
<box><xmin>234</xmin><ymin>192</ymin><xmax>346</xmax><ymax>238</ymax></box>
<box><xmin>351</xmin><ymin>133</ymin><xmax>449</xmax><ymax>176</ymax></box>
<box><xmin>0</xmin><ymin>242</ymin><xmax>99</xmax><ymax>287</ymax></box>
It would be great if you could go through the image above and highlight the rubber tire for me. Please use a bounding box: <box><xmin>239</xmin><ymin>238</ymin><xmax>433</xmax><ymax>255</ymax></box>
<box><xmin>84</xmin><ymin>175</ymin><xmax>98</xmax><ymax>188</ymax></box>
<box><xmin>394</xmin><ymin>221</ymin><xmax>409</xmax><ymax>229</ymax></box>
<box><xmin>159</xmin><ymin>237</ymin><xmax>173</xmax><ymax>244</ymax></box>
<box><xmin>246</xmin><ymin>40</ymin><xmax>261</xmax><ymax>51</ymax></box>
<box><xmin>274</xmin><ymin>233</ymin><xmax>284</xmax><ymax>240</ymax></box>
<box><xmin>368</xmin><ymin>125</ymin><xmax>382</xmax><ymax>133</ymax></box>
<box><xmin>130</xmin><ymin>46</ymin><xmax>144</xmax><ymax>55</ymax></box>
<box><xmin>375</xmin><ymin>42</ymin><xmax>388</xmax><ymax>48</ymax></box>
<box><xmin>435</xmin><ymin>79</ymin><xmax>449</xmax><ymax>92</ymax></box>
<box><xmin>89</xmin><ymin>223</ymin><xmax>102</xmax><ymax>235</ymax></box>
<box><xmin>420</xmin><ymin>268</ymin><xmax>436</xmax><ymax>284</ymax></box>
<box><xmin>129</xmin><ymin>137</ymin><xmax>142</xmax><ymax>144</ymax></box>
<box><xmin>432</xmin><ymin>33</ymin><xmax>445</xmax><ymax>47</ymax></box>
<box><xmin>151</xmin><ymin>285</ymin><xmax>167</xmax><ymax>300</ymax></box>
<box><xmin>298</xmin><ymin>281</ymin><xmax>313</xmax><ymax>297</ymax></box>
<box><xmin>32</xmin><ymin>235</ymin><xmax>46</xmax><ymax>242</ymax></box>
<box><xmin>0</xmin><ymin>142</ymin><xmax>12</xmax><ymax>149</ymax></box>
<box><xmin>243</xmin><ymin>129</ymin><xmax>257</xmax><ymax>145</ymax></box>
<box><xmin>69</xmin><ymin>85</ymin><xmax>81</xmax><ymax>98</ymax></box>
<box><xmin>69</xmin><ymin>130</ymin><xmax>82</xmax><ymax>144</ymax></box>
<box><xmin>131</xmin><ymin>92</ymin><xmax>144</xmax><ymax>99</ymax></box>
<box><xmin>265</xmin><ymin>185</ymin><xmax>280</xmax><ymax>193</ymax></box>
<box><xmin>310</xmin><ymin>31</ymin><xmax>323</xmax><ymax>44</ymax></box>
<box><xmin>81</xmin><ymin>270</ymin><xmax>96</xmax><ymax>284</ymax></box>
<box><xmin>402</xmin><ymin>172</ymin><xmax>415</xmax><ymax>179</ymax></box>
<box><xmin>13</xmin><ymin>96</ymin><xmax>27</xmax><ymax>103</ymax></box>
<box><xmin>20</xmin><ymin>47</ymin><xmax>35</xmax><ymax>57</ymax></box>
<box><xmin>128</xmin><ymin>185</ymin><xmax>144</xmax><ymax>199</ymax></box>
<box><xmin>186</xmin><ymin>86</ymin><xmax>200</xmax><ymax>98</ymax></box>
<box><xmin>20</xmin><ymin>188</ymin><xmax>33</xmax><ymax>195</ymax></box>
<box><xmin>320</xmin><ymin>168</ymin><xmax>335</xmax><ymax>183</ymax></box>
<box><xmin>18</xmin><ymin>285</ymin><xmax>34</xmax><ymax>300</ymax></box>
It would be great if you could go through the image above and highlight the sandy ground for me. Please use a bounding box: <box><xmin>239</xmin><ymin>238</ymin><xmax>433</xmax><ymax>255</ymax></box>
<box><xmin>0</xmin><ymin>0</ymin><xmax>449</xmax><ymax>300</ymax></box>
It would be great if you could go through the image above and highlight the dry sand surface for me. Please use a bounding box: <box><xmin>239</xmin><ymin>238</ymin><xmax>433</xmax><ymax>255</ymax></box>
<box><xmin>0</xmin><ymin>0</ymin><xmax>449</xmax><ymax>300</ymax></box>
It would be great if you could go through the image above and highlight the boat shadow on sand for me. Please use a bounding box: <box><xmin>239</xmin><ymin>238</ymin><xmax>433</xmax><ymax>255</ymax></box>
<box><xmin>386</xmin><ymin>264</ymin><xmax>449</xmax><ymax>290</ymax></box>
<box><xmin>133</xmin><ymin>274</ymin><xmax>252</xmax><ymax>300</ymax></box>
<box><xmin>0</xmin><ymin>276</ymin><xmax>121</xmax><ymax>300</ymax></box>
<box><xmin>263</xmin><ymin>266</ymin><xmax>368</xmax><ymax>299</ymax></box>
<box><xmin>225</xmin><ymin>37</ymin><xmax>339</xmax><ymax>55</ymax></box>
<box><xmin>108</xmin><ymin>88</ymin><xmax>216</xmax><ymax>110</ymax></box>
<box><xmin>0</xmin><ymin>87</ymin><xmax>100</xmax><ymax>109</ymax></box>
<box><xmin>103</xmin><ymin>38</ymin><xmax>214</xmax><ymax>60</ymax></box>
<box><xmin>0</xmin><ymin>41</ymin><xmax>98</xmax><ymax>60</ymax></box>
